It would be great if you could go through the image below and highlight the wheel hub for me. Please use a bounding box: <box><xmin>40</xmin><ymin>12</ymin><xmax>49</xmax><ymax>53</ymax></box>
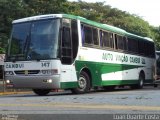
<box><xmin>78</xmin><ymin>76</ymin><xmax>87</xmax><ymax>89</ymax></box>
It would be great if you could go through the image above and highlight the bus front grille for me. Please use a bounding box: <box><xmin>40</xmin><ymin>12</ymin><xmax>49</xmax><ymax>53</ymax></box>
<box><xmin>14</xmin><ymin>70</ymin><xmax>40</xmax><ymax>75</ymax></box>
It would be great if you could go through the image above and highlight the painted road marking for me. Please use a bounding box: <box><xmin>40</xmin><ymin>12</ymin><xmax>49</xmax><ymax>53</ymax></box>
<box><xmin>0</xmin><ymin>103</ymin><xmax>160</xmax><ymax>111</ymax></box>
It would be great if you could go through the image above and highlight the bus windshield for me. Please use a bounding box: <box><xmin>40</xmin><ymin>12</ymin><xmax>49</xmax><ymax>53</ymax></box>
<box><xmin>8</xmin><ymin>19</ymin><xmax>60</xmax><ymax>61</ymax></box>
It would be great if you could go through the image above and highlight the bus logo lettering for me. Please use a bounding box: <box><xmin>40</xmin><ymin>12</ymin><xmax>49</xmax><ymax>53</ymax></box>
<box><xmin>130</xmin><ymin>57</ymin><xmax>140</xmax><ymax>64</ymax></box>
<box><xmin>141</xmin><ymin>58</ymin><xmax>146</xmax><ymax>64</ymax></box>
<box><xmin>102</xmin><ymin>53</ymin><xmax>113</xmax><ymax>61</ymax></box>
<box><xmin>116</xmin><ymin>55</ymin><xmax>128</xmax><ymax>63</ymax></box>
<box><xmin>6</xmin><ymin>64</ymin><xmax>24</xmax><ymax>68</ymax></box>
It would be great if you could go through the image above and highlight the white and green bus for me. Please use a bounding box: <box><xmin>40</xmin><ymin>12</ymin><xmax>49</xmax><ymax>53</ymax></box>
<box><xmin>5</xmin><ymin>14</ymin><xmax>156</xmax><ymax>95</ymax></box>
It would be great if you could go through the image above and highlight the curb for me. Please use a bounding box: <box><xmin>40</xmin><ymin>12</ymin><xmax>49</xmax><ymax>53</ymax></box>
<box><xmin>0</xmin><ymin>91</ymin><xmax>32</xmax><ymax>96</ymax></box>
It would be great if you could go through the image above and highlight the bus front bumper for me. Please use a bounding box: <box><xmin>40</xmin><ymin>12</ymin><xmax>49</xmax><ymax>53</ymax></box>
<box><xmin>154</xmin><ymin>80</ymin><xmax>160</xmax><ymax>84</ymax></box>
<box><xmin>5</xmin><ymin>75</ymin><xmax>60</xmax><ymax>89</ymax></box>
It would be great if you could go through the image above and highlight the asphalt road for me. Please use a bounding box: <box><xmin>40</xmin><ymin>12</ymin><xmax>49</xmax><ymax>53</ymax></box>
<box><xmin>0</xmin><ymin>86</ymin><xmax>160</xmax><ymax>120</ymax></box>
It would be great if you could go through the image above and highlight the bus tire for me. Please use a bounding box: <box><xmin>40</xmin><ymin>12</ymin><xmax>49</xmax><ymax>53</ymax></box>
<box><xmin>154</xmin><ymin>84</ymin><xmax>158</xmax><ymax>88</ymax></box>
<box><xmin>71</xmin><ymin>71</ymin><xmax>90</xmax><ymax>94</ymax></box>
<box><xmin>131</xmin><ymin>73</ymin><xmax>144</xmax><ymax>89</ymax></box>
<box><xmin>33</xmin><ymin>89</ymin><xmax>51</xmax><ymax>96</ymax></box>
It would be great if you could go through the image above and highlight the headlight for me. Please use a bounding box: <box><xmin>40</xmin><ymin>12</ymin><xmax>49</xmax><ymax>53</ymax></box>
<box><xmin>5</xmin><ymin>71</ymin><xmax>14</xmax><ymax>75</ymax></box>
<box><xmin>6</xmin><ymin>80</ymin><xmax>11</xmax><ymax>84</ymax></box>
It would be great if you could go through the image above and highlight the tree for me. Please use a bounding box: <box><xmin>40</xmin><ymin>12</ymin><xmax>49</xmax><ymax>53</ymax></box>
<box><xmin>68</xmin><ymin>1</ymin><xmax>160</xmax><ymax>47</ymax></box>
<box><xmin>23</xmin><ymin>0</ymin><xmax>68</xmax><ymax>15</ymax></box>
<box><xmin>0</xmin><ymin>0</ymin><xmax>28</xmax><ymax>53</ymax></box>
<box><xmin>0</xmin><ymin>0</ymin><xmax>159</xmax><ymax>53</ymax></box>
<box><xmin>150</xmin><ymin>26</ymin><xmax>160</xmax><ymax>50</ymax></box>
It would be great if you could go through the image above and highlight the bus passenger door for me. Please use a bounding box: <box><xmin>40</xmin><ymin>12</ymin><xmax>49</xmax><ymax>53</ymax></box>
<box><xmin>60</xmin><ymin>19</ymin><xmax>79</xmax><ymax>86</ymax></box>
<box><xmin>60</xmin><ymin>19</ymin><xmax>73</xmax><ymax>83</ymax></box>
<box><xmin>61</xmin><ymin>19</ymin><xmax>73</xmax><ymax>64</ymax></box>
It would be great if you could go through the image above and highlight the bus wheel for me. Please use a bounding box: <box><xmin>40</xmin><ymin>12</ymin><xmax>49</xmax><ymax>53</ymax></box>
<box><xmin>131</xmin><ymin>74</ymin><xmax>144</xmax><ymax>89</ymax></box>
<box><xmin>33</xmin><ymin>89</ymin><xmax>51</xmax><ymax>96</ymax></box>
<box><xmin>71</xmin><ymin>71</ymin><xmax>90</xmax><ymax>94</ymax></box>
<box><xmin>154</xmin><ymin>84</ymin><xmax>158</xmax><ymax>88</ymax></box>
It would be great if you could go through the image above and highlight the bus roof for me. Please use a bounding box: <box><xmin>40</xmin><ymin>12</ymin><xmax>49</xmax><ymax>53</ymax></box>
<box><xmin>13</xmin><ymin>14</ymin><xmax>154</xmax><ymax>42</ymax></box>
<box><xmin>12</xmin><ymin>14</ymin><xmax>63</xmax><ymax>24</ymax></box>
<box><xmin>63</xmin><ymin>14</ymin><xmax>127</xmax><ymax>35</ymax></box>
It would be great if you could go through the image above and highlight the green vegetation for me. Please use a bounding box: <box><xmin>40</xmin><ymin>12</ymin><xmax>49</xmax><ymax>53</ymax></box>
<box><xmin>0</xmin><ymin>0</ymin><xmax>160</xmax><ymax>53</ymax></box>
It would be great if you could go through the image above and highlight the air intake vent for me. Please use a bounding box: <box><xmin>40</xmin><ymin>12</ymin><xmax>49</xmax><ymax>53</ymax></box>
<box><xmin>15</xmin><ymin>70</ymin><xmax>40</xmax><ymax>75</ymax></box>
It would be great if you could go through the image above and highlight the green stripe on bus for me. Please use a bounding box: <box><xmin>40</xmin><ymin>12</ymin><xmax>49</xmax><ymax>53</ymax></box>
<box><xmin>61</xmin><ymin>82</ymin><xmax>78</xmax><ymax>89</ymax></box>
<box><xmin>75</xmin><ymin>60</ymin><xmax>145</xmax><ymax>86</ymax></box>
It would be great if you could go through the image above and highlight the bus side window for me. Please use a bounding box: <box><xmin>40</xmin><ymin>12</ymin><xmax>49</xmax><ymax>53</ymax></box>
<box><xmin>93</xmin><ymin>28</ymin><xmax>99</xmax><ymax>45</ymax></box>
<box><xmin>138</xmin><ymin>40</ymin><xmax>144</xmax><ymax>55</ymax></box>
<box><xmin>128</xmin><ymin>38</ymin><xmax>138</xmax><ymax>53</ymax></box>
<box><xmin>102</xmin><ymin>31</ymin><xmax>109</xmax><ymax>47</ymax></box>
<box><xmin>117</xmin><ymin>35</ymin><xmax>124</xmax><ymax>50</ymax></box>
<box><xmin>83</xmin><ymin>25</ymin><xmax>92</xmax><ymax>45</ymax></box>
<box><xmin>81</xmin><ymin>24</ymin><xmax>85</xmax><ymax>45</ymax></box>
<box><xmin>100</xmin><ymin>30</ymin><xmax>114</xmax><ymax>49</ymax></box>
<box><xmin>107</xmin><ymin>33</ymin><xmax>114</xmax><ymax>48</ymax></box>
<box><xmin>99</xmin><ymin>30</ymin><xmax>103</xmax><ymax>47</ymax></box>
<box><xmin>123</xmin><ymin>37</ymin><xmax>127</xmax><ymax>51</ymax></box>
